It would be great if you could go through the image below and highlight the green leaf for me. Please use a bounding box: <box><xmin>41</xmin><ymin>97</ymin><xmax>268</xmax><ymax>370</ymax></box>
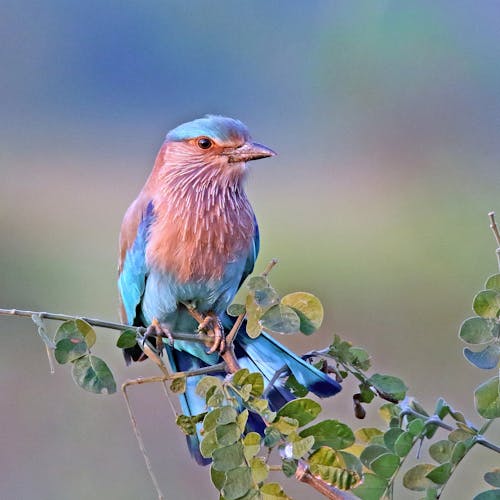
<box><xmin>221</xmin><ymin>466</ymin><xmax>253</xmax><ymax>500</ymax></box>
<box><xmin>349</xmin><ymin>347</ymin><xmax>371</xmax><ymax>370</ymax></box>
<box><xmin>176</xmin><ymin>414</ymin><xmax>203</xmax><ymax>436</ymax></box>
<box><xmin>450</xmin><ymin>441</ymin><xmax>467</xmax><ymax>465</ymax></box>
<box><xmin>473</xmin><ymin>290</ymin><xmax>500</xmax><ymax>318</ymax></box>
<box><xmin>291</xmin><ymin>435</ymin><xmax>315</xmax><ymax>459</ymax></box>
<box><xmin>233</xmin><ymin>368</ymin><xmax>250</xmax><ymax>386</ymax></box>
<box><xmin>272</xmin><ymin>416</ymin><xmax>298</xmax><ymax>435</ymax></box>
<box><xmin>394</xmin><ymin>431</ymin><xmax>414</xmax><ymax>457</ymax></box>
<box><xmin>360</xmin><ymin>445</ymin><xmax>389</xmax><ymax>469</ymax></box>
<box><xmin>300</xmin><ymin>420</ymin><xmax>354</xmax><ymax>450</ymax></box>
<box><xmin>246</xmin><ymin>294</ymin><xmax>263</xmax><ymax>339</ymax></box>
<box><xmin>207</xmin><ymin>387</ymin><xmax>225</xmax><ymax>407</ymax></box>
<box><xmin>210</xmin><ymin>465</ymin><xmax>225</xmax><ymax>490</ymax></box>
<box><xmin>243</xmin><ymin>432</ymin><xmax>261</xmax><ymax>460</ymax></box>
<box><xmin>237</xmin><ymin>409</ymin><xmax>249</xmax><ymax>433</ymax></box>
<box><xmin>246</xmin><ymin>372</ymin><xmax>265</xmax><ymax>397</ymax></box>
<box><xmin>429</xmin><ymin>440</ymin><xmax>453</xmax><ymax>464</ymax></box>
<box><xmin>260</xmin><ymin>305</ymin><xmax>301</xmax><ymax>334</ymax></box>
<box><xmin>277</xmin><ymin>398</ymin><xmax>322</xmax><ymax>427</ymax></box>
<box><xmin>281</xmin><ymin>459</ymin><xmax>298</xmax><ymax>477</ymax></box>
<box><xmin>54</xmin><ymin>338</ymin><xmax>87</xmax><ymax>364</ymax></box>
<box><xmin>403</xmin><ymin>464</ymin><xmax>437</xmax><ymax>491</ymax></box>
<box><xmin>352</xmin><ymin>473</ymin><xmax>388</xmax><ymax>500</ymax></box>
<box><xmin>425</xmin><ymin>462</ymin><xmax>451</xmax><ymax>485</ymax></box>
<box><xmin>204</xmin><ymin>407</ymin><xmax>239</xmax><ymax>433</ymax></box>
<box><xmin>169</xmin><ymin>376</ymin><xmax>186</xmax><ymax>394</ymax></box>
<box><xmin>308</xmin><ymin>445</ymin><xmax>344</xmax><ymax>467</ymax></box>
<box><xmin>281</xmin><ymin>292</ymin><xmax>324</xmax><ymax>335</ymax></box>
<box><xmin>339</xmin><ymin>451</ymin><xmax>363</xmax><ymax>476</ymax></box>
<box><xmin>263</xmin><ymin>426</ymin><xmax>281</xmax><ymax>448</ymax></box>
<box><xmin>247</xmin><ymin>276</ymin><xmax>269</xmax><ymax>291</ymax></box>
<box><xmin>212</xmin><ymin>442</ymin><xmax>245</xmax><ymax>472</ymax></box>
<box><xmin>370</xmin><ymin>453</ymin><xmax>399</xmax><ymax>479</ymax></box>
<box><xmin>407</xmin><ymin>418</ymin><xmax>425</xmax><ymax>437</ymax></box>
<box><xmin>355</xmin><ymin>427</ymin><xmax>383</xmax><ymax>444</ymax></box>
<box><xmin>358</xmin><ymin>382</ymin><xmax>376</xmax><ymax>403</ymax></box>
<box><xmin>448</xmin><ymin>428</ymin><xmax>474</xmax><ymax>442</ymax></box>
<box><xmin>250</xmin><ymin>457</ymin><xmax>269</xmax><ymax>483</ymax></box>
<box><xmin>284</xmin><ymin>374</ymin><xmax>309</xmax><ymax>397</ymax></box>
<box><xmin>196</xmin><ymin>376</ymin><xmax>223</xmax><ymax>398</ymax></box>
<box><xmin>473</xmin><ymin>491</ymin><xmax>500</xmax><ymax>500</ymax></box>
<box><xmin>368</xmin><ymin>374</ymin><xmax>407</xmax><ymax>401</ymax></box>
<box><xmin>116</xmin><ymin>329</ymin><xmax>137</xmax><ymax>348</ymax></box>
<box><xmin>216</xmin><ymin>423</ymin><xmax>241</xmax><ymax>446</ymax></box>
<box><xmin>227</xmin><ymin>303</ymin><xmax>246</xmax><ymax>316</ymax></box>
<box><xmin>55</xmin><ymin>319</ymin><xmax>96</xmax><ymax>348</ymax></box>
<box><xmin>260</xmin><ymin>482</ymin><xmax>291</xmax><ymax>499</ymax></box>
<box><xmin>254</xmin><ymin>287</ymin><xmax>280</xmax><ymax>308</ymax></box>
<box><xmin>71</xmin><ymin>355</ymin><xmax>116</xmax><ymax>394</ymax></box>
<box><xmin>486</xmin><ymin>273</ymin><xmax>500</xmax><ymax>291</ymax></box>
<box><xmin>475</xmin><ymin>376</ymin><xmax>500</xmax><ymax>419</ymax></box>
<box><xmin>464</xmin><ymin>345</ymin><xmax>500</xmax><ymax>370</ymax></box>
<box><xmin>459</xmin><ymin>317</ymin><xmax>495</xmax><ymax>344</ymax></box>
<box><xmin>485</xmin><ymin>470</ymin><xmax>500</xmax><ymax>488</ymax></box>
<box><xmin>200</xmin><ymin>429</ymin><xmax>219</xmax><ymax>458</ymax></box>
<box><xmin>383</xmin><ymin>427</ymin><xmax>404</xmax><ymax>452</ymax></box>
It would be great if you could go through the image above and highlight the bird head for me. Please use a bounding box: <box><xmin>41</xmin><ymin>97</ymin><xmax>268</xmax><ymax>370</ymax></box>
<box><xmin>160</xmin><ymin>115</ymin><xmax>276</xmax><ymax>180</ymax></box>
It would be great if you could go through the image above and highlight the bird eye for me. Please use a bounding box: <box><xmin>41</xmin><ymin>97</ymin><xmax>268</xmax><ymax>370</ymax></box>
<box><xmin>197</xmin><ymin>137</ymin><xmax>213</xmax><ymax>150</ymax></box>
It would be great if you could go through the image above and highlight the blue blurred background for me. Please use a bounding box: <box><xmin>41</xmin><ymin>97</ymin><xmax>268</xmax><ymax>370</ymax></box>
<box><xmin>1</xmin><ymin>1</ymin><xmax>499</xmax><ymax>499</ymax></box>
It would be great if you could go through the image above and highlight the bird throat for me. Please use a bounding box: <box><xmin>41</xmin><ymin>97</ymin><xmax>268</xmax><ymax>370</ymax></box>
<box><xmin>146</xmin><ymin>163</ymin><xmax>255</xmax><ymax>282</ymax></box>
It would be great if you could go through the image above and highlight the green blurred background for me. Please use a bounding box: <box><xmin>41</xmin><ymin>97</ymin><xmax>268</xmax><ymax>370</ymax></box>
<box><xmin>1</xmin><ymin>1</ymin><xmax>499</xmax><ymax>499</ymax></box>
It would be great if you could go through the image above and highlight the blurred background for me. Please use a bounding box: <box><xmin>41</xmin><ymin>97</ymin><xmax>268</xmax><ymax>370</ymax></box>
<box><xmin>1</xmin><ymin>1</ymin><xmax>499</xmax><ymax>499</ymax></box>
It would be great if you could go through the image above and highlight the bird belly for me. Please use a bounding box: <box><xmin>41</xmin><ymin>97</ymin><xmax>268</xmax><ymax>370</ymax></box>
<box><xmin>141</xmin><ymin>257</ymin><xmax>247</xmax><ymax>329</ymax></box>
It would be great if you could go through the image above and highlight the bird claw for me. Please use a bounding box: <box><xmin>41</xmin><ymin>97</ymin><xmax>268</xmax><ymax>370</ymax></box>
<box><xmin>198</xmin><ymin>312</ymin><xmax>226</xmax><ymax>354</ymax></box>
<box><xmin>144</xmin><ymin>318</ymin><xmax>174</xmax><ymax>355</ymax></box>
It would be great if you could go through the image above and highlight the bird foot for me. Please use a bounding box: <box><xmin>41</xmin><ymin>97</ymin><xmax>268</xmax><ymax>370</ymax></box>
<box><xmin>198</xmin><ymin>312</ymin><xmax>226</xmax><ymax>354</ymax></box>
<box><xmin>144</xmin><ymin>318</ymin><xmax>174</xmax><ymax>355</ymax></box>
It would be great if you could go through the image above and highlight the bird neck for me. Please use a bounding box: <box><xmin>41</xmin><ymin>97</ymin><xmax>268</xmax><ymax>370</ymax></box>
<box><xmin>146</xmin><ymin>160</ymin><xmax>255</xmax><ymax>282</ymax></box>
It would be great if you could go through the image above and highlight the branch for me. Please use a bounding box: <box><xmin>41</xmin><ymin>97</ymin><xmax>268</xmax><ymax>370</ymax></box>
<box><xmin>488</xmin><ymin>211</ymin><xmax>500</xmax><ymax>270</ymax></box>
<box><xmin>0</xmin><ymin>308</ymin><xmax>213</xmax><ymax>344</ymax></box>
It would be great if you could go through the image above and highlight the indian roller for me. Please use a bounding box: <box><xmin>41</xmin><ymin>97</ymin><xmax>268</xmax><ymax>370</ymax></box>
<box><xmin>118</xmin><ymin>115</ymin><xmax>341</xmax><ymax>463</ymax></box>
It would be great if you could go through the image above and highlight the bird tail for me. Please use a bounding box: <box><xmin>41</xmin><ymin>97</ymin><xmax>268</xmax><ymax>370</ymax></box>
<box><xmin>166</xmin><ymin>323</ymin><xmax>341</xmax><ymax>465</ymax></box>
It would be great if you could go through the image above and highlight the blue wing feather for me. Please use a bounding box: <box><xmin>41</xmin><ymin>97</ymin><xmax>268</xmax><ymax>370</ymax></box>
<box><xmin>118</xmin><ymin>201</ymin><xmax>155</xmax><ymax>325</ymax></box>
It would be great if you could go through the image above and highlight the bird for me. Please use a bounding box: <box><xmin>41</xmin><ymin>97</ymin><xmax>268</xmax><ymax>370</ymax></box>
<box><xmin>117</xmin><ymin>115</ymin><xmax>341</xmax><ymax>463</ymax></box>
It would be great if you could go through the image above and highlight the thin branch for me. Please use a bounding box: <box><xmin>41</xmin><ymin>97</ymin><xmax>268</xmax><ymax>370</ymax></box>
<box><xmin>488</xmin><ymin>212</ymin><xmax>500</xmax><ymax>270</ymax></box>
<box><xmin>122</xmin><ymin>377</ymin><xmax>167</xmax><ymax>500</ymax></box>
<box><xmin>0</xmin><ymin>308</ymin><xmax>213</xmax><ymax>344</ymax></box>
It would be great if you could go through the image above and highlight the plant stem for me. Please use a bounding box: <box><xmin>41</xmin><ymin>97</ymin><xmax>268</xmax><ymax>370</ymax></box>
<box><xmin>0</xmin><ymin>308</ymin><xmax>212</xmax><ymax>344</ymax></box>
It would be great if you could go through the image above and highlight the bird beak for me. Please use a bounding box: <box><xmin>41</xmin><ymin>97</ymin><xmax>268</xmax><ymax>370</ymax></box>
<box><xmin>227</xmin><ymin>142</ymin><xmax>277</xmax><ymax>163</ymax></box>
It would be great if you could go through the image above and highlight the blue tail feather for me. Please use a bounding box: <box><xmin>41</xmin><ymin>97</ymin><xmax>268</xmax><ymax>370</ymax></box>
<box><xmin>166</xmin><ymin>322</ymin><xmax>341</xmax><ymax>464</ymax></box>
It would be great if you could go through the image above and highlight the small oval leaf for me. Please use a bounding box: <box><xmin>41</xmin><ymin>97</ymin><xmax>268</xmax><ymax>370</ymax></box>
<box><xmin>116</xmin><ymin>329</ymin><xmax>138</xmax><ymax>348</ymax></box>
<box><xmin>473</xmin><ymin>290</ymin><xmax>500</xmax><ymax>318</ymax></box>
<box><xmin>227</xmin><ymin>303</ymin><xmax>246</xmax><ymax>316</ymax></box>
<box><xmin>277</xmin><ymin>398</ymin><xmax>322</xmax><ymax>427</ymax></box>
<box><xmin>402</xmin><ymin>464</ymin><xmax>437</xmax><ymax>491</ymax></box>
<box><xmin>260</xmin><ymin>304</ymin><xmax>301</xmax><ymax>334</ymax></box>
<box><xmin>474</xmin><ymin>376</ymin><xmax>500</xmax><ymax>419</ymax></box>
<box><xmin>464</xmin><ymin>345</ymin><xmax>500</xmax><ymax>370</ymax></box>
<box><xmin>459</xmin><ymin>317</ymin><xmax>495</xmax><ymax>344</ymax></box>
<box><xmin>281</xmin><ymin>292</ymin><xmax>324</xmax><ymax>335</ymax></box>
<box><xmin>71</xmin><ymin>355</ymin><xmax>116</xmax><ymax>394</ymax></box>
<box><xmin>300</xmin><ymin>420</ymin><xmax>355</xmax><ymax>450</ymax></box>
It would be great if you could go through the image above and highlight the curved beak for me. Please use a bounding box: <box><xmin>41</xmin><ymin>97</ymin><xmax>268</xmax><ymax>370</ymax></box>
<box><xmin>227</xmin><ymin>142</ymin><xmax>277</xmax><ymax>163</ymax></box>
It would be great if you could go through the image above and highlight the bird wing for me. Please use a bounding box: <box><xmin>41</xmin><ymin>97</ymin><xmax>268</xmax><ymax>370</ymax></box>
<box><xmin>118</xmin><ymin>196</ymin><xmax>155</xmax><ymax>326</ymax></box>
<box><xmin>238</xmin><ymin>216</ymin><xmax>260</xmax><ymax>289</ymax></box>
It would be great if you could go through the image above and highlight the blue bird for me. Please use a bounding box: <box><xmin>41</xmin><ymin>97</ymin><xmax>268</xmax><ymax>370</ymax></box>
<box><xmin>118</xmin><ymin>115</ymin><xmax>341</xmax><ymax>463</ymax></box>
